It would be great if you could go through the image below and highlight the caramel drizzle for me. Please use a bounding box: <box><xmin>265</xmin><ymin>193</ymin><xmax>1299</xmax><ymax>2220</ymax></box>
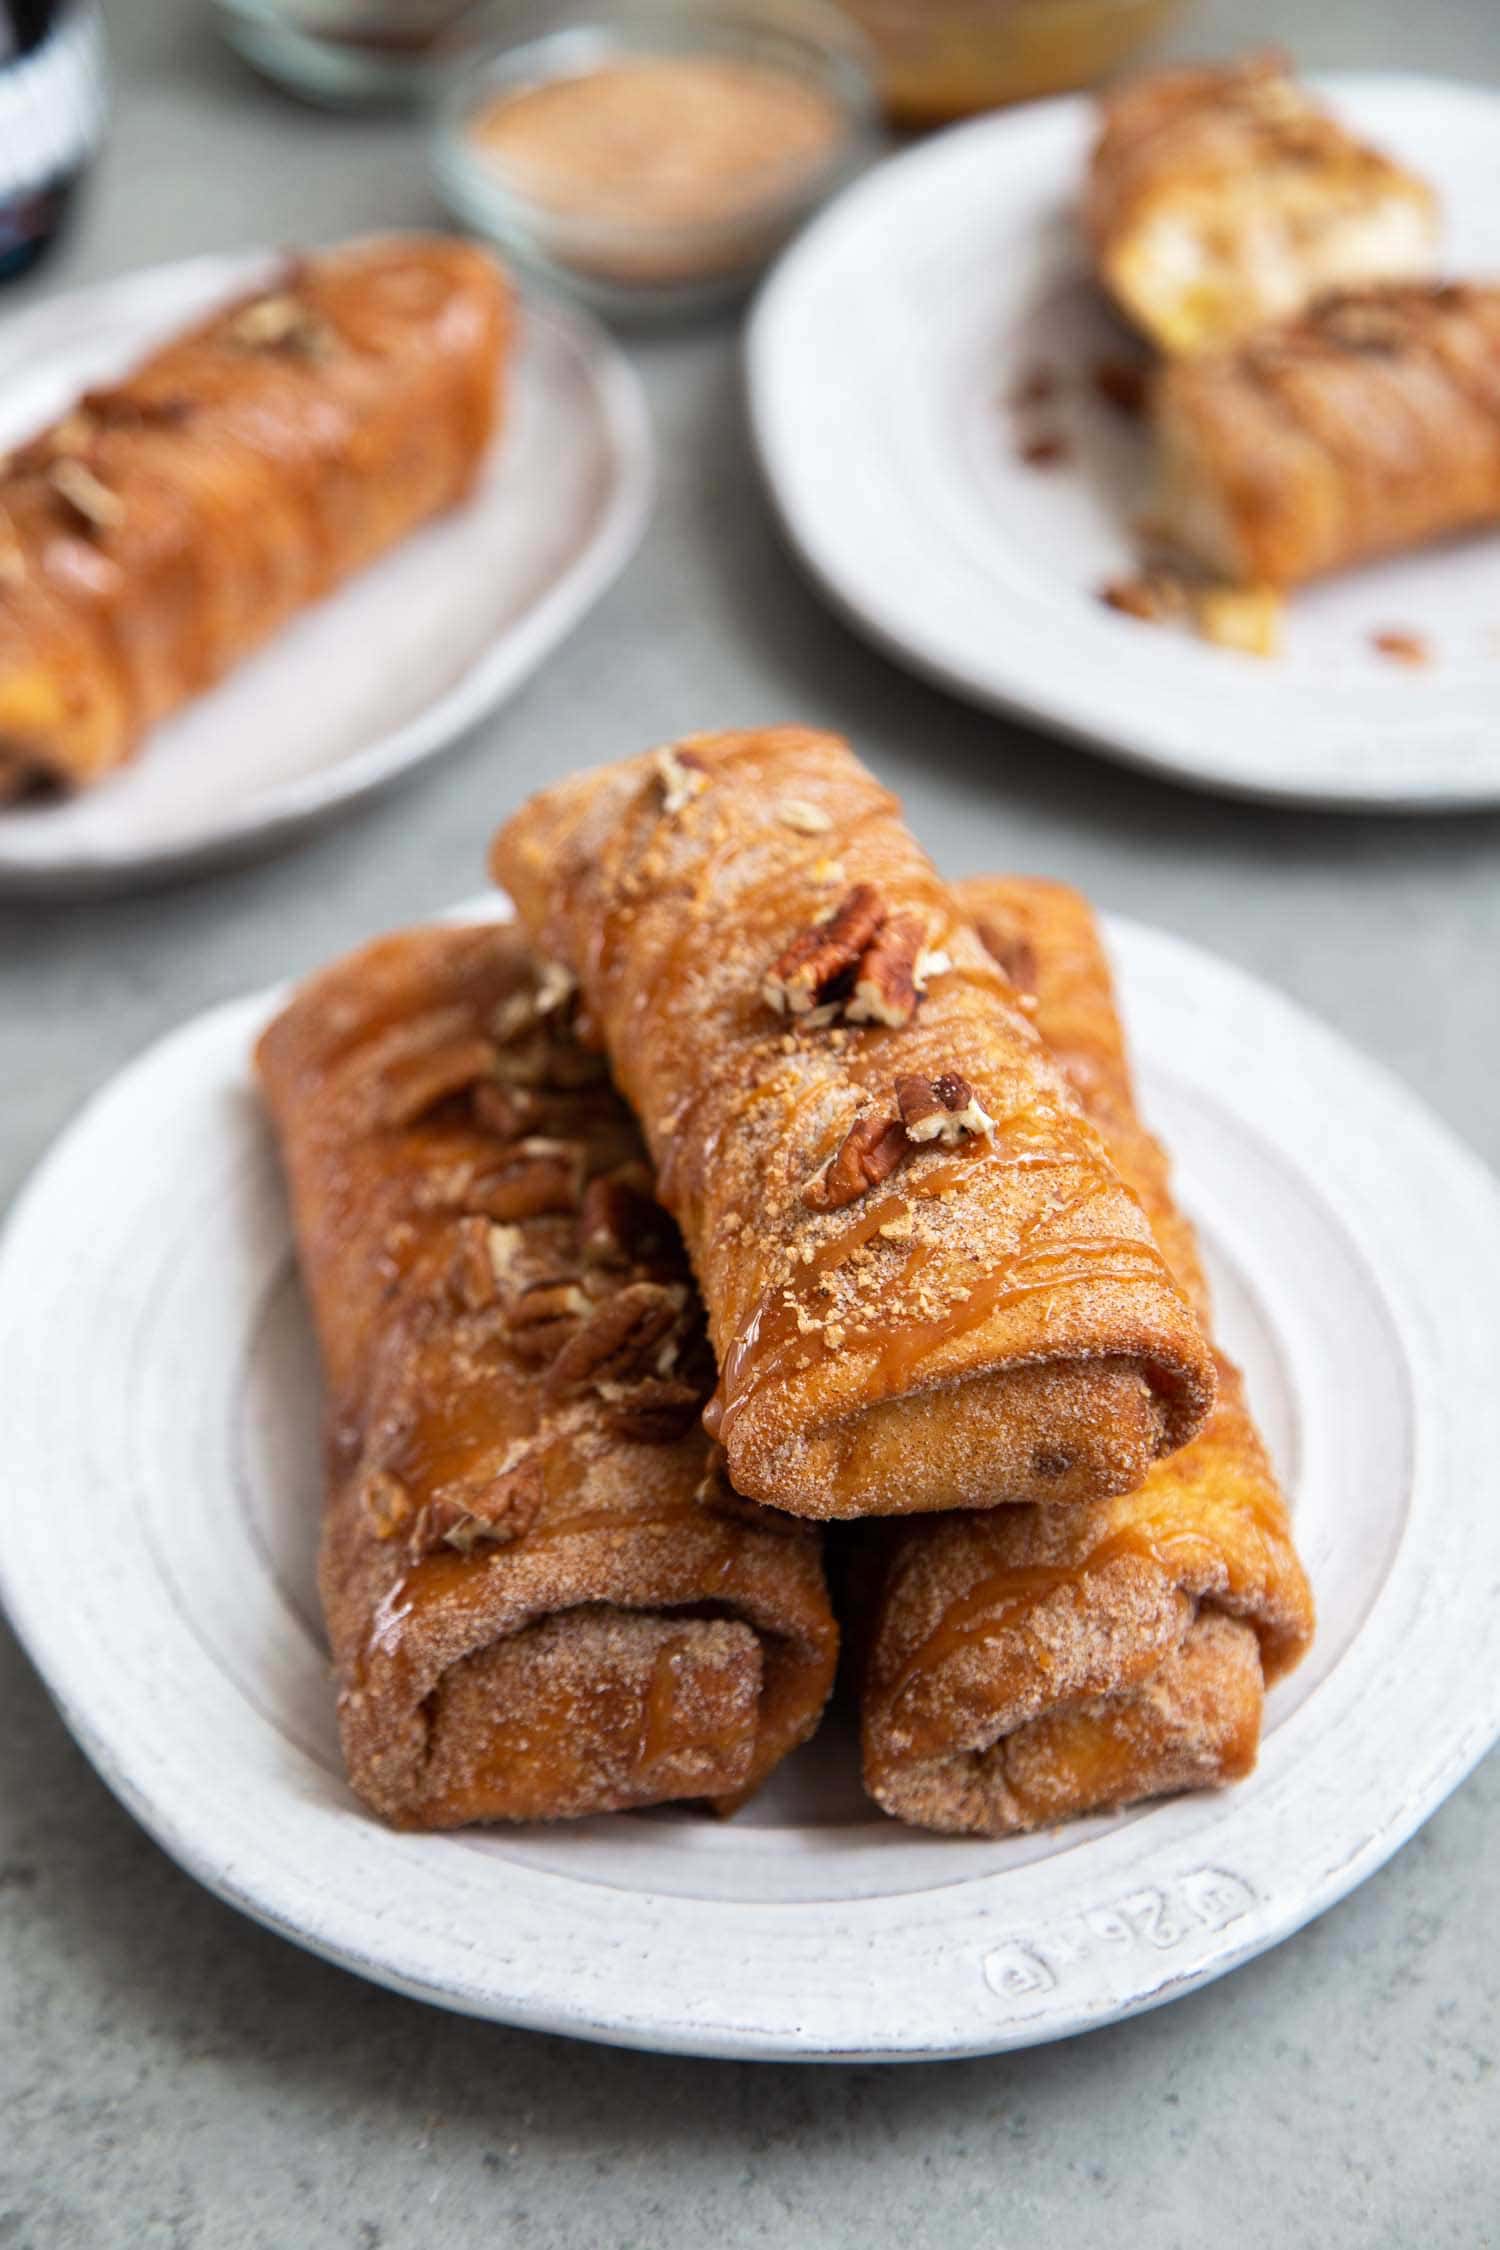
<box><xmin>712</xmin><ymin>1145</ymin><xmax>1163</xmax><ymax>1440</ymax></box>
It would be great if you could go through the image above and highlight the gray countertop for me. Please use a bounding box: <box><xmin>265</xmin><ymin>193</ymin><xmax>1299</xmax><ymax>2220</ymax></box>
<box><xmin>3</xmin><ymin>3</ymin><xmax>1498</xmax><ymax>2244</ymax></box>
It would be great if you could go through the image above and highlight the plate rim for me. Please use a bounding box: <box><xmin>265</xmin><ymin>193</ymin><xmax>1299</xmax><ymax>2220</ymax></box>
<box><xmin>0</xmin><ymin>250</ymin><xmax>655</xmax><ymax>894</ymax></box>
<box><xmin>747</xmin><ymin>71</ymin><xmax>1500</xmax><ymax>813</ymax></box>
<box><xmin>2</xmin><ymin>907</ymin><xmax>1499</xmax><ymax>2061</ymax></box>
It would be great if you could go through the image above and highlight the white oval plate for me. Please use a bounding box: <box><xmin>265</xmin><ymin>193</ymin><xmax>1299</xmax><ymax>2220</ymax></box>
<box><xmin>750</xmin><ymin>76</ymin><xmax>1500</xmax><ymax>809</ymax></box>
<box><xmin>2</xmin><ymin>904</ymin><xmax>1498</xmax><ymax>2061</ymax></box>
<box><xmin>0</xmin><ymin>253</ymin><xmax>652</xmax><ymax>892</ymax></box>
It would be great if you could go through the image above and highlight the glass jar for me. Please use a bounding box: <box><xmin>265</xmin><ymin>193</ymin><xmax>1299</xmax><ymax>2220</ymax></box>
<box><xmin>0</xmin><ymin>1</ymin><xmax>106</xmax><ymax>282</ymax></box>
<box><xmin>837</xmin><ymin>0</ymin><xmax>1186</xmax><ymax>125</ymax></box>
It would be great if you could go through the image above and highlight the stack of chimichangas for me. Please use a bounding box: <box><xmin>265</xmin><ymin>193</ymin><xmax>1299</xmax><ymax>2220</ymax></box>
<box><xmin>258</xmin><ymin>729</ymin><xmax>1313</xmax><ymax>1836</ymax></box>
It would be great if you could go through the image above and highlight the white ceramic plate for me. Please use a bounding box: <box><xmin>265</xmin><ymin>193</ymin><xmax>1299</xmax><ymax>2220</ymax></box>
<box><xmin>750</xmin><ymin>76</ymin><xmax>1500</xmax><ymax>809</ymax></box>
<box><xmin>2</xmin><ymin>902</ymin><xmax>1498</xmax><ymax>2061</ymax></box>
<box><xmin>0</xmin><ymin>253</ymin><xmax>652</xmax><ymax>892</ymax></box>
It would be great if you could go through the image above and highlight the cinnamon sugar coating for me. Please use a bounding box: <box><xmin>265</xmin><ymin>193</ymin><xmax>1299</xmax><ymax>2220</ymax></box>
<box><xmin>859</xmin><ymin>878</ymin><xmax>1315</xmax><ymax>1835</ymax></box>
<box><xmin>492</xmin><ymin>729</ymin><xmax>1216</xmax><ymax>1520</ymax></box>
<box><xmin>256</xmin><ymin>920</ymin><xmax>835</xmax><ymax>1830</ymax></box>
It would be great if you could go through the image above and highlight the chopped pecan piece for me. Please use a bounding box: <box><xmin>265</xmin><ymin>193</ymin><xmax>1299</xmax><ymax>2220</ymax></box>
<box><xmin>465</xmin><ymin>1138</ymin><xmax>585</xmax><ymax>1221</ymax></box>
<box><xmin>471</xmin><ymin>1079</ymin><xmax>545</xmax><ymax>1140</ymax></box>
<box><xmin>361</xmin><ymin>1469</ymin><xmax>413</xmax><ymax>1541</ymax></box>
<box><xmin>408</xmin><ymin>1453</ymin><xmax>544</xmax><ymax>1558</ymax></box>
<box><xmin>49</xmin><ymin>457</ymin><xmax>124</xmax><ymax>534</ymax></box>
<box><xmin>653</xmin><ymin>743</ymin><xmax>708</xmax><ymax>815</ymax></box>
<box><xmin>1093</xmin><ymin>358</ymin><xmax>1148</xmax><ymax>416</ymax></box>
<box><xmin>506</xmin><ymin>1277</ymin><xmax>591</xmax><ymax>1363</ymax></box>
<box><xmin>802</xmin><ymin>1109</ymin><xmax>909</xmax><ymax>1211</ymax></box>
<box><xmin>449</xmin><ymin>1215</ymin><xmax>500</xmax><ymax>1311</ymax></box>
<box><xmin>229</xmin><ymin>292</ymin><xmax>332</xmax><ymax>358</ymax></box>
<box><xmin>597</xmin><ymin>1376</ymin><xmax>706</xmax><ymax>1444</ymax></box>
<box><xmin>764</xmin><ymin>884</ymin><xmax>886</xmax><ymax>1017</ymax></box>
<box><xmin>847</xmin><ymin>909</ymin><xmax>928</xmax><ymax>1028</ymax></box>
<box><xmin>578</xmin><ymin>1168</ymin><xmax>668</xmax><ymax>1268</ymax></box>
<box><xmin>546</xmin><ymin>1280</ymin><xmax>686</xmax><ymax>1394</ymax></box>
<box><xmin>380</xmin><ymin>1034</ymin><xmax>498</xmax><ymax>1128</ymax></box>
<box><xmin>896</xmin><ymin>1072</ymin><xmax>996</xmax><ymax>1145</ymax></box>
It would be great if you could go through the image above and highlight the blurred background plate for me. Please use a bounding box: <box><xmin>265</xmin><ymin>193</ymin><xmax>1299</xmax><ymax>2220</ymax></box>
<box><xmin>749</xmin><ymin>75</ymin><xmax>1500</xmax><ymax>809</ymax></box>
<box><xmin>0</xmin><ymin>249</ymin><xmax>653</xmax><ymax>892</ymax></box>
<box><xmin>2</xmin><ymin>903</ymin><xmax>1497</xmax><ymax>2060</ymax></box>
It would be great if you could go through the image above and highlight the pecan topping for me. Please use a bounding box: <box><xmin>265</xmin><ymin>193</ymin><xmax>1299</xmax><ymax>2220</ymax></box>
<box><xmin>408</xmin><ymin>1453</ymin><xmax>544</xmax><ymax>1558</ymax></box>
<box><xmin>49</xmin><ymin>457</ymin><xmax>124</xmax><ymax>534</ymax></box>
<box><xmin>578</xmin><ymin>1167</ymin><xmax>668</xmax><ymax>1268</ymax></box>
<box><xmin>765</xmin><ymin>886</ymin><xmax>944</xmax><ymax>1030</ymax></box>
<box><xmin>596</xmin><ymin>1376</ymin><xmax>705</xmax><ymax>1444</ymax></box>
<box><xmin>896</xmin><ymin>1072</ymin><xmax>996</xmax><ymax>1145</ymax></box>
<box><xmin>802</xmin><ymin>1109</ymin><xmax>909</xmax><ymax>1211</ymax></box>
<box><xmin>465</xmin><ymin>1138</ymin><xmax>585</xmax><ymax>1221</ymax></box>
<box><xmin>471</xmin><ymin>1079</ymin><xmax>544</xmax><ymax>1141</ymax></box>
<box><xmin>506</xmin><ymin>1277</ymin><xmax>591</xmax><ymax>1363</ymax></box>
<box><xmin>763</xmin><ymin>884</ymin><xmax>885</xmax><ymax>1018</ymax></box>
<box><xmin>449</xmin><ymin>1215</ymin><xmax>499</xmax><ymax>1311</ymax></box>
<box><xmin>847</xmin><ymin>910</ymin><xmax>928</xmax><ymax>1028</ymax></box>
<box><xmin>546</xmin><ymin>1281</ymin><xmax>686</xmax><ymax>1394</ymax></box>
<box><xmin>361</xmin><ymin>1469</ymin><xmax>413</xmax><ymax>1542</ymax></box>
<box><xmin>490</xmin><ymin>959</ymin><xmax>575</xmax><ymax>1046</ymax></box>
<box><xmin>653</xmin><ymin>744</ymin><xmax>708</xmax><ymax>816</ymax></box>
<box><xmin>379</xmin><ymin>1034</ymin><xmax>497</xmax><ymax>1128</ymax></box>
<box><xmin>229</xmin><ymin>292</ymin><xmax>332</xmax><ymax>358</ymax></box>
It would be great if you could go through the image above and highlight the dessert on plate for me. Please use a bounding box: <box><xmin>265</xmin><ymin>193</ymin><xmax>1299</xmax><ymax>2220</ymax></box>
<box><xmin>0</xmin><ymin>236</ymin><xmax>510</xmax><ymax>798</ymax></box>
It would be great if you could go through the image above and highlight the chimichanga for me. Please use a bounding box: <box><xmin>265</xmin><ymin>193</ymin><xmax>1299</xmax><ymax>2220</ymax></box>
<box><xmin>0</xmin><ymin>236</ymin><xmax>509</xmax><ymax>796</ymax></box>
<box><xmin>1086</xmin><ymin>52</ymin><xmax>1436</xmax><ymax>356</ymax></box>
<box><xmin>859</xmin><ymin>879</ymin><xmax>1314</xmax><ymax>1835</ymax></box>
<box><xmin>1156</xmin><ymin>282</ymin><xmax>1500</xmax><ymax>586</ymax></box>
<box><xmin>256</xmin><ymin>920</ymin><xmax>836</xmax><ymax>1829</ymax></box>
<box><xmin>492</xmin><ymin>729</ymin><xmax>1216</xmax><ymax>1521</ymax></box>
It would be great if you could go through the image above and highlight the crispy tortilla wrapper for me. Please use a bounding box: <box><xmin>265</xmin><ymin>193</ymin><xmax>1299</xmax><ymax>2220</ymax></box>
<box><xmin>1086</xmin><ymin>52</ymin><xmax>1435</xmax><ymax>356</ymax></box>
<box><xmin>859</xmin><ymin>879</ymin><xmax>1315</xmax><ymax>1835</ymax></box>
<box><xmin>492</xmin><ymin>728</ymin><xmax>1215</xmax><ymax>1520</ymax></box>
<box><xmin>1157</xmin><ymin>282</ymin><xmax>1500</xmax><ymax>586</ymax></box>
<box><xmin>256</xmin><ymin>921</ymin><xmax>836</xmax><ymax>1829</ymax></box>
<box><xmin>0</xmin><ymin>237</ymin><xmax>510</xmax><ymax>794</ymax></box>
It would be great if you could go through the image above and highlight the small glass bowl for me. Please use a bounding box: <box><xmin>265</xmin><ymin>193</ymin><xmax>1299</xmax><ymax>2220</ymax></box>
<box><xmin>430</xmin><ymin>0</ymin><xmax>878</xmax><ymax>320</ymax></box>
<box><xmin>837</xmin><ymin>0</ymin><xmax>1188</xmax><ymax>126</ymax></box>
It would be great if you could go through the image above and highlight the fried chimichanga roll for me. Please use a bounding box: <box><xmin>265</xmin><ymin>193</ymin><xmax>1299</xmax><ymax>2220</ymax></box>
<box><xmin>1086</xmin><ymin>52</ymin><xmax>1436</xmax><ymax>356</ymax></box>
<box><xmin>860</xmin><ymin>878</ymin><xmax>1314</xmax><ymax>1835</ymax></box>
<box><xmin>491</xmin><ymin>729</ymin><xmax>1215</xmax><ymax>1522</ymax></box>
<box><xmin>0</xmin><ymin>236</ymin><xmax>510</xmax><ymax>796</ymax></box>
<box><xmin>1156</xmin><ymin>283</ymin><xmax>1500</xmax><ymax>586</ymax></box>
<box><xmin>256</xmin><ymin>921</ymin><xmax>836</xmax><ymax>1829</ymax></box>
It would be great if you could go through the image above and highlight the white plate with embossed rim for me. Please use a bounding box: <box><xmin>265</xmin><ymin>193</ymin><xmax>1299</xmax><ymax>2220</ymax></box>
<box><xmin>750</xmin><ymin>76</ymin><xmax>1500</xmax><ymax>810</ymax></box>
<box><xmin>0</xmin><ymin>251</ymin><xmax>653</xmax><ymax>894</ymax></box>
<box><xmin>1</xmin><ymin>895</ymin><xmax>1498</xmax><ymax>2061</ymax></box>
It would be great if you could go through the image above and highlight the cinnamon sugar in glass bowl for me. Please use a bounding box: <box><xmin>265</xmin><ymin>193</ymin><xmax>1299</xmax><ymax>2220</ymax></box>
<box><xmin>431</xmin><ymin>0</ymin><xmax>876</xmax><ymax>318</ymax></box>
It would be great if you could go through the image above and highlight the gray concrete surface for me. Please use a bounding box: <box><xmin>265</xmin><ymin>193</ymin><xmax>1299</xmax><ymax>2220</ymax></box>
<box><xmin>3</xmin><ymin>2</ymin><xmax>1499</xmax><ymax>2243</ymax></box>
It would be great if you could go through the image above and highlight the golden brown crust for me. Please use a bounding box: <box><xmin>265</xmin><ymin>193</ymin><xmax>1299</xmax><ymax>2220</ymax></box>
<box><xmin>1087</xmin><ymin>52</ymin><xmax>1436</xmax><ymax>355</ymax></box>
<box><xmin>1157</xmin><ymin>282</ymin><xmax>1500</xmax><ymax>585</ymax></box>
<box><xmin>256</xmin><ymin>920</ymin><xmax>836</xmax><ymax>1830</ymax></box>
<box><xmin>0</xmin><ymin>237</ymin><xmax>511</xmax><ymax>793</ymax></box>
<box><xmin>859</xmin><ymin>878</ymin><xmax>1315</xmax><ymax>1836</ymax></box>
<box><xmin>491</xmin><ymin>730</ymin><xmax>1217</xmax><ymax>1520</ymax></box>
